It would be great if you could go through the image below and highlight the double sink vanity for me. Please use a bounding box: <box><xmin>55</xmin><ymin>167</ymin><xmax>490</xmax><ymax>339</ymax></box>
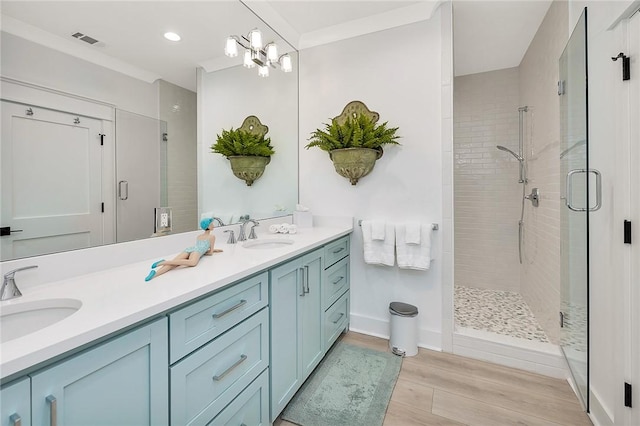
<box><xmin>0</xmin><ymin>223</ymin><xmax>352</xmax><ymax>425</ymax></box>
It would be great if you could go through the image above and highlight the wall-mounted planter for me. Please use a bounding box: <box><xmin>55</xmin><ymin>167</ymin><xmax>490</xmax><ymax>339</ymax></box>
<box><xmin>211</xmin><ymin>115</ymin><xmax>275</xmax><ymax>186</ymax></box>
<box><xmin>228</xmin><ymin>155</ymin><xmax>271</xmax><ymax>186</ymax></box>
<box><xmin>329</xmin><ymin>147</ymin><xmax>383</xmax><ymax>185</ymax></box>
<box><xmin>306</xmin><ymin>101</ymin><xmax>399</xmax><ymax>185</ymax></box>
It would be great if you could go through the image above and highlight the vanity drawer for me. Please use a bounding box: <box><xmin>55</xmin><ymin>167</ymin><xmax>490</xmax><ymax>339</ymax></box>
<box><xmin>170</xmin><ymin>308</ymin><xmax>269</xmax><ymax>426</ymax></box>
<box><xmin>323</xmin><ymin>256</ymin><xmax>350</xmax><ymax>310</ymax></box>
<box><xmin>324</xmin><ymin>291</ymin><xmax>349</xmax><ymax>350</ymax></box>
<box><xmin>324</xmin><ymin>235</ymin><xmax>350</xmax><ymax>268</ymax></box>
<box><xmin>169</xmin><ymin>272</ymin><xmax>268</xmax><ymax>363</ymax></box>
<box><xmin>210</xmin><ymin>368</ymin><xmax>269</xmax><ymax>426</ymax></box>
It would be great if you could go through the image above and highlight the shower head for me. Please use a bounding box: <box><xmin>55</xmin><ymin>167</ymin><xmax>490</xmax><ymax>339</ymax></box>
<box><xmin>496</xmin><ymin>145</ymin><xmax>523</xmax><ymax>162</ymax></box>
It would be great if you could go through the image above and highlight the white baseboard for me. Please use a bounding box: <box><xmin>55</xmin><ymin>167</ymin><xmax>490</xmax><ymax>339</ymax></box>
<box><xmin>349</xmin><ymin>313</ymin><xmax>442</xmax><ymax>351</ymax></box>
<box><xmin>588</xmin><ymin>388</ymin><xmax>614</xmax><ymax>426</ymax></box>
<box><xmin>452</xmin><ymin>329</ymin><xmax>568</xmax><ymax>379</ymax></box>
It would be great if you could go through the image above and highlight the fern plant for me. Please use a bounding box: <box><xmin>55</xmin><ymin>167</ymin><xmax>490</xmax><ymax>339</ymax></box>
<box><xmin>211</xmin><ymin>128</ymin><xmax>275</xmax><ymax>158</ymax></box>
<box><xmin>306</xmin><ymin>114</ymin><xmax>400</xmax><ymax>152</ymax></box>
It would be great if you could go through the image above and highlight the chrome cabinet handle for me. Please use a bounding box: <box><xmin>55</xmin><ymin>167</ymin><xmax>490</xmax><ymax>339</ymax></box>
<box><xmin>46</xmin><ymin>395</ymin><xmax>57</xmax><ymax>426</ymax></box>
<box><xmin>332</xmin><ymin>247</ymin><xmax>345</xmax><ymax>254</ymax></box>
<box><xmin>299</xmin><ymin>268</ymin><xmax>305</xmax><ymax>296</ymax></box>
<box><xmin>565</xmin><ymin>169</ymin><xmax>602</xmax><ymax>212</ymax></box>
<box><xmin>304</xmin><ymin>265</ymin><xmax>310</xmax><ymax>294</ymax></box>
<box><xmin>118</xmin><ymin>180</ymin><xmax>129</xmax><ymax>200</ymax></box>
<box><xmin>212</xmin><ymin>299</ymin><xmax>247</xmax><ymax>319</ymax></box>
<box><xmin>9</xmin><ymin>413</ymin><xmax>21</xmax><ymax>426</ymax></box>
<box><xmin>332</xmin><ymin>312</ymin><xmax>345</xmax><ymax>324</ymax></box>
<box><xmin>212</xmin><ymin>354</ymin><xmax>247</xmax><ymax>381</ymax></box>
<box><xmin>332</xmin><ymin>276</ymin><xmax>344</xmax><ymax>285</ymax></box>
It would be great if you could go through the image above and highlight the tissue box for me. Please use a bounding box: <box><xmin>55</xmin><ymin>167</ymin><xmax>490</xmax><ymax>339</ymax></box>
<box><xmin>293</xmin><ymin>211</ymin><xmax>313</xmax><ymax>228</ymax></box>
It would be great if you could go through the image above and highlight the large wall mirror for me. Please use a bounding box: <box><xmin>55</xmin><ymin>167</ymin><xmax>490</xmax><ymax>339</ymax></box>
<box><xmin>0</xmin><ymin>1</ymin><xmax>299</xmax><ymax>261</ymax></box>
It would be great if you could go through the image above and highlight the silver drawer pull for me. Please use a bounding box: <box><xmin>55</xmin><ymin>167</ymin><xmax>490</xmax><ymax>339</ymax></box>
<box><xmin>9</xmin><ymin>413</ymin><xmax>21</xmax><ymax>426</ymax></box>
<box><xmin>299</xmin><ymin>268</ymin><xmax>305</xmax><ymax>297</ymax></box>
<box><xmin>332</xmin><ymin>313</ymin><xmax>345</xmax><ymax>324</ymax></box>
<box><xmin>332</xmin><ymin>276</ymin><xmax>344</xmax><ymax>285</ymax></box>
<box><xmin>46</xmin><ymin>395</ymin><xmax>57</xmax><ymax>426</ymax></box>
<box><xmin>332</xmin><ymin>247</ymin><xmax>345</xmax><ymax>254</ymax></box>
<box><xmin>213</xmin><ymin>354</ymin><xmax>247</xmax><ymax>381</ymax></box>
<box><xmin>212</xmin><ymin>299</ymin><xmax>247</xmax><ymax>319</ymax></box>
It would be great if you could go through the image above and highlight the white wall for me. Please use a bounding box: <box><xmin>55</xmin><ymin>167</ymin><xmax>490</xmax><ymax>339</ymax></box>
<box><xmin>299</xmin><ymin>14</ymin><xmax>444</xmax><ymax>349</ymax></box>
<box><xmin>0</xmin><ymin>32</ymin><xmax>159</xmax><ymax>118</ymax></box>
<box><xmin>198</xmin><ymin>60</ymin><xmax>298</xmax><ymax>224</ymax></box>
<box><xmin>453</xmin><ymin>68</ymin><xmax>522</xmax><ymax>293</ymax></box>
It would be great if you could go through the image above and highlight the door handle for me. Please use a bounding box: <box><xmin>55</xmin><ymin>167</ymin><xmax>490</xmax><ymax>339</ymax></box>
<box><xmin>299</xmin><ymin>267</ymin><xmax>305</xmax><ymax>297</ymax></box>
<box><xmin>304</xmin><ymin>265</ymin><xmax>310</xmax><ymax>294</ymax></box>
<box><xmin>565</xmin><ymin>169</ymin><xmax>601</xmax><ymax>212</ymax></box>
<box><xmin>118</xmin><ymin>180</ymin><xmax>129</xmax><ymax>200</ymax></box>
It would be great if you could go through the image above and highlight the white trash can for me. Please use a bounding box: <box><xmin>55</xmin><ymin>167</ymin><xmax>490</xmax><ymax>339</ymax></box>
<box><xmin>389</xmin><ymin>301</ymin><xmax>419</xmax><ymax>357</ymax></box>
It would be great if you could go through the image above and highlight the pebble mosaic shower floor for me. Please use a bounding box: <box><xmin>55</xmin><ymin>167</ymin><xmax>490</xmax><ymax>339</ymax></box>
<box><xmin>454</xmin><ymin>285</ymin><xmax>550</xmax><ymax>343</ymax></box>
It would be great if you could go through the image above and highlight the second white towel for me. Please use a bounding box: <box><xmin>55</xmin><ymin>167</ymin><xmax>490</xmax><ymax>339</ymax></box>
<box><xmin>362</xmin><ymin>220</ymin><xmax>395</xmax><ymax>266</ymax></box>
<box><xmin>396</xmin><ymin>223</ymin><xmax>432</xmax><ymax>270</ymax></box>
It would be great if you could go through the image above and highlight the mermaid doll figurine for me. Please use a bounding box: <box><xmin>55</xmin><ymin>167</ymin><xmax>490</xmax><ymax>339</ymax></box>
<box><xmin>145</xmin><ymin>217</ymin><xmax>222</xmax><ymax>281</ymax></box>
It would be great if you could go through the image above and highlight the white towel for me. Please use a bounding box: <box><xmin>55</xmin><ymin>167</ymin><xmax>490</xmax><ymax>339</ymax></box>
<box><xmin>362</xmin><ymin>220</ymin><xmax>395</xmax><ymax>266</ymax></box>
<box><xmin>371</xmin><ymin>220</ymin><xmax>386</xmax><ymax>241</ymax></box>
<box><xmin>405</xmin><ymin>221</ymin><xmax>421</xmax><ymax>245</ymax></box>
<box><xmin>396</xmin><ymin>223</ymin><xmax>432</xmax><ymax>270</ymax></box>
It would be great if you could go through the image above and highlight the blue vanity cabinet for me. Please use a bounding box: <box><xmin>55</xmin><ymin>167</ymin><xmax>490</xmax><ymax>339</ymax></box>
<box><xmin>269</xmin><ymin>247</ymin><xmax>324</xmax><ymax>421</ymax></box>
<box><xmin>209</xmin><ymin>368</ymin><xmax>269</xmax><ymax>425</ymax></box>
<box><xmin>169</xmin><ymin>308</ymin><xmax>269</xmax><ymax>426</ymax></box>
<box><xmin>30</xmin><ymin>317</ymin><xmax>168</xmax><ymax>426</ymax></box>
<box><xmin>0</xmin><ymin>377</ymin><xmax>31</xmax><ymax>426</ymax></box>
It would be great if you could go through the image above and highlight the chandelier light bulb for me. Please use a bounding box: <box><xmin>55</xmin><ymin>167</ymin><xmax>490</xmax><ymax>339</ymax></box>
<box><xmin>266</xmin><ymin>43</ymin><xmax>278</xmax><ymax>62</ymax></box>
<box><xmin>224</xmin><ymin>37</ymin><xmax>238</xmax><ymax>57</ymax></box>
<box><xmin>280</xmin><ymin>54</ymin><xmax>293</xmax><ymax>73</ymax></box>
<box><xmin>258</xmin><ymin>65</ymin><xmax>269</xmax><ymax>78</ymax></box>
<box><xmin>243</xmin><ymin>49</ymin><xmax>255</xmax><ymax>68</ymax></box>
<box><xmin>249</xmin><ymin>29</ymin><xmax>263</xmax><ymax>50</ymax></box>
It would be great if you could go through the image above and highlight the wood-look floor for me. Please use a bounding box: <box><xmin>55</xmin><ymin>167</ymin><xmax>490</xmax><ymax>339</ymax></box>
<box><xmin>275</xmin><ymin>331</ymin><xmax>592</xmax><ymax>426</ymax></box>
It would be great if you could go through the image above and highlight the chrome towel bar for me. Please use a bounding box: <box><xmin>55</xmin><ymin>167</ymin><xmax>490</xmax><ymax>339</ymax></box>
<box><xmin>358</xmin><ymin>220</ymin><xmax>438</xmax><ymax>231</ymax></box>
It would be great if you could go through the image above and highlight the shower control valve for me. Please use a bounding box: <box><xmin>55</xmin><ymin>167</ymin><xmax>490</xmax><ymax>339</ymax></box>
<box><xmin>525</xmin><ymin>187</ymin><xmax>540</xmax><ymax>207</ymax></box>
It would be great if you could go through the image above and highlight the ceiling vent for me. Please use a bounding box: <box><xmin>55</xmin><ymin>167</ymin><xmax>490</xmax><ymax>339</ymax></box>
<box><xmin>72</xmin><ymin>32</ymin><xmax>99</xmax><ymax>45</ymax></box>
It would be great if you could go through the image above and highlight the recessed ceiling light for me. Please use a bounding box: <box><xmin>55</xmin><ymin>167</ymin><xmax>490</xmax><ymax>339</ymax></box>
<box><xmin>164</xmin><ymin>32</ymin><xmax>181</xmax><ymax>42</ymax></box>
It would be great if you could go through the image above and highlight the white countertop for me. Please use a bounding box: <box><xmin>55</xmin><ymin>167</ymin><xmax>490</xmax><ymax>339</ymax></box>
<box><xmin>0</xmin><ymin>224</ymin><xmax>352</xmax><ymax>380</ymax></box>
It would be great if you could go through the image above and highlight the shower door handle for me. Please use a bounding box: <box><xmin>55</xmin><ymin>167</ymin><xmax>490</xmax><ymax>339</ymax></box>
<box><xmin>565</xmin><ymin>169</ymin><xmax>602</xmax><ymax>212</ymax></box>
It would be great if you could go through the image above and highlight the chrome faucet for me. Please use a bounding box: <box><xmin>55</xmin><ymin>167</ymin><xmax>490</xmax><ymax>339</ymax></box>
<box><xmin>211</xmin><ymin>217</ymin><xmax>225</xmax><ymax>226</ymax></box>
<box><xmin>238</xmin><ymin>219</ymin><xmax>260</xmax><ymax>242</ymax></box>
<box><xmin>224</xmin><ymin>229</ymin><xmax>236</xmax><ymax>244</ymax></box>
<box><xmin>1</xmin><ymin>265</ymin><xmax>38</xmax><ymax>301</ymax></box>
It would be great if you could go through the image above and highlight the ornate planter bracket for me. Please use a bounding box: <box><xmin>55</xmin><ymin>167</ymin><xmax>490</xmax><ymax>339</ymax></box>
<box><xmin>239</xmin><ymin>115</ymin><xmax>269</xmax><ymax>137</ymax></box>
<box><xmin>334</xmin><ymin>101</ymin><xmax>379</xmax><ymax>125</ymax></box>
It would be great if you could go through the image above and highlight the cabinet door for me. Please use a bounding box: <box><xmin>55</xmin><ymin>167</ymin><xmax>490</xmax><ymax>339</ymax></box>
<box><xmin>300</xmin><ymin>249</ymin><xmax>323</xmax><ymax>379</ymax></box>
<box><xmin>0</xmin><ymin>377</ymin><xmax>31</xmax><ymax>426</ymax></box>
<box><xmin>31</xmin><ymin>318</ymin><xmax>168</xmax><ymax>426</ymax></box>
<box><xmin>269</xmin><ymin>257</ymin><xmax>302</xmax><ymax>421</ymax></box>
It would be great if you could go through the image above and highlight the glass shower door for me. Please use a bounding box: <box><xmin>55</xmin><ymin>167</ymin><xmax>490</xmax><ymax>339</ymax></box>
<box><xmin>559</xmin><ymin>8</ymin><xmax>593</xmax><ymax>410</ymax></box>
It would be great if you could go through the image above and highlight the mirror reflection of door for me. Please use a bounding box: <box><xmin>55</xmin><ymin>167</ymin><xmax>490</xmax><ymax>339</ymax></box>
<box><xmin>0</xmin><ymin>101</ymin><xmax>104</xmax><ymax>260</ymax></box>
<box><xmin>115</xmin><ymin>109</ymin><xmax>165</xmax><ymax>243</ymax></box>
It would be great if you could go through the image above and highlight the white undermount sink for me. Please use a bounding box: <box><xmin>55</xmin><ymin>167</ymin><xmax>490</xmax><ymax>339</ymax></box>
<box><xmin>242</xmin><ymin>238</ymin><xmax>295</xmax><ymax>249</ymax></box>
<box><xmin>0</xmin><ymin>298</ymin><xmax>82</xmax><ymax>343</ymax></box>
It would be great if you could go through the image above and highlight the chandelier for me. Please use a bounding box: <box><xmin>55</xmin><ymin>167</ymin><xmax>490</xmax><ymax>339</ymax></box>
<box><xmin>224</xmin><ymin>28</ymin><xmax>293</xmax><ymax>77</ymax></box>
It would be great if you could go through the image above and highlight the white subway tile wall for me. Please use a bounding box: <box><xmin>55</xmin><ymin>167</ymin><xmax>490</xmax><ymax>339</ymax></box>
<box><xmin>454</xmin><ymin>68</ymin><xmax>522</xmax><ymax>293</ymax></box>
<box><xmin>518</xmin><ymin>0</ymin><xmax>567</xmax><ymax>345</ymax></box>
